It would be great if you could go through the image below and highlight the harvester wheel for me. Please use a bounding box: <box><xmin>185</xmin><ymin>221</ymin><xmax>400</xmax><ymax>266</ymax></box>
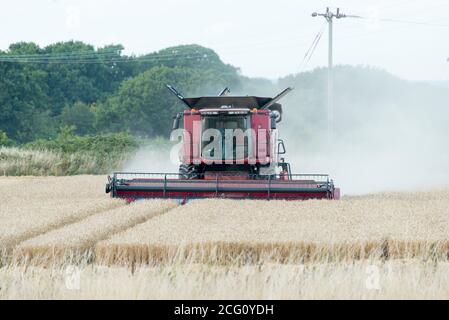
<box><xmin>179</xmin><ymin>164</ymin><xmax>200</xmax><ymax>179</ymax></box>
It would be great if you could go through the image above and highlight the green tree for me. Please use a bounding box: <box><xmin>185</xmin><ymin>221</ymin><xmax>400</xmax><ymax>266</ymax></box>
<box><xmin>0</xmin><ymin>41</ymin><xmax>136</xmax><ymax>142</ymax></box>
<box><xmin>42</xmin><ymin>41</ymin><xmax>132</xmax><ymax>115</ymax></box>
<box><xmin>60</xmin><ymin>102</ymin><xmax>96</xmax><ymax>135</ymax></box>
<box><xmin>0</xmin><ymin>131</ymin><xmax>12</xmax><ymax>146</ymax></box>
<box><xmin>0</xmin><ymin>49</ymin><xmax>53</xmax><ymax>142</ymax></box>
<box><xmin>136</xmin><ymin>44</ymin><xmax>240</xmax><ymax>79</ymax></box>
<box><xmin>97</xmin><ymin>65</ymin><xmax>238</xmax><ymax>137</ymax></box>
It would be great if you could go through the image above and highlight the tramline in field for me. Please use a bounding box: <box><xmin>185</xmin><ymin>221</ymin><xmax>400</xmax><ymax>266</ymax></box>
<box><xmin>106</xmin><ymin>86</ymin><xmax>340</xmax><ymax>201</ymax></box>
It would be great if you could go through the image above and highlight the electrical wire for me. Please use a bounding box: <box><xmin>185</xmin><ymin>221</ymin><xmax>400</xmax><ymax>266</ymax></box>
<box><xmin>347</xmin><ymin>13</ymin><xmax>449</xmax><ymax>28</ymax></box>
<box><xmin>0</xmin><ymin>11</ymin><xmax>447</xmax><ymax>66</ymax></box>
<box><xmin>0</xmin><ymin>33</ymin><xmax>324</xmax><ymax>65</ymax></box>
<box><xmin>0</xmin><ymin>48</ymin><xmax>122</xmax><ymax>59</ymax></box>
<box><xmin>375</xmin><ymin>17</ymin><xmax>449</xmax><ymax>27</ymax></box>
<box><xmin>0</xmin><ymin>50</ymin><xmax>217</xmax><ymax>64</ymax></box>
<box><xmin>298</xmin><ymin>23</ymin><xmax>326</xmax><ymax>72</ymax></box>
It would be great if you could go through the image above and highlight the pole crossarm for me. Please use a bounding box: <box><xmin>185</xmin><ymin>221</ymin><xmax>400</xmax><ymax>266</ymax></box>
<box><xmin>312</xmin><ymin>7</ymin><xmax>358</xmax><ymax>21</ymax></box>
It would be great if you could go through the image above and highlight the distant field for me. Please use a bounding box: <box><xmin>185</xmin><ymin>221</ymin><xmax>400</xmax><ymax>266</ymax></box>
<box><xmin>1</xmin><ymin>175</ymin><xmax>449</xmax><ymax>299</ymax></box>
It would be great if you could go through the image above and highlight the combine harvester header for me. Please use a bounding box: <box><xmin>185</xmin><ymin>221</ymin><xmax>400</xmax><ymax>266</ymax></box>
<box><xmin>106</xmin><ymin>86</ymin><xmax>340</xmax><ymax>201</ymax></box>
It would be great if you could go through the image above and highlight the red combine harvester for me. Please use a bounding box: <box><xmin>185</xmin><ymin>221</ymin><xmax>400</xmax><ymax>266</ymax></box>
<box><xmin>106</xmin><ymin>86</ymin><xmax>340</xmax><ymax>201</ymax></box>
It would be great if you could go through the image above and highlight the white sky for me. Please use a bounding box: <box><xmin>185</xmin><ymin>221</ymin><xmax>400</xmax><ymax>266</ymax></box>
<box><xmin>1</xmin><ymin>0</ymin><xmax>449</xmax><ymax>81</ymax></box>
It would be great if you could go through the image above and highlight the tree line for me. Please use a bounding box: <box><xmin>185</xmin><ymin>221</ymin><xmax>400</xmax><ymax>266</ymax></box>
<box><xmin>0</xmin><ymin>41</ymin><xmax>240</xmax><ymax>144</ymax></box>
<box><xmin>1</xmin><ymin>40</ymin><xmax>448</xmax><ymax>149</ymax></box>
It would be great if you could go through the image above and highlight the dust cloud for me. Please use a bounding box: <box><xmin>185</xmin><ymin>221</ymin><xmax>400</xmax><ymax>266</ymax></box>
<box><xmin>280</xmin><ymin>72</ymin><xmax>449</xmax><ymax>195</ymax></box>
<box><xmin>123</xmin><ymin>143</ymin><xmax>178</xmax><ymax>173</ymax></box>
<box><xmin>124</xmin><ymin>67</ymin><xmax>449</xmax><ymax>195</ymax></box>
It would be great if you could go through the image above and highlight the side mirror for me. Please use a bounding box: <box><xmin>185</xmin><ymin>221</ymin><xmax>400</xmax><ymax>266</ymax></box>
<box><xmin>269</xmin><ymin>109</ymin><xmax>282</xmax><ymax>123</ymax></box>
<box><xmin>172</xmin><ymin>113</ymin><xmax>182</xmax><ymax>130</ymax></box>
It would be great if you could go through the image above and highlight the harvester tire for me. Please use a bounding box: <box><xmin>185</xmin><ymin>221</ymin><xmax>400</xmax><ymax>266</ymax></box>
<box><xmin>179</xmin><ymin>164</ymin><xmax>200</xmax><ymax>179</ymax></box>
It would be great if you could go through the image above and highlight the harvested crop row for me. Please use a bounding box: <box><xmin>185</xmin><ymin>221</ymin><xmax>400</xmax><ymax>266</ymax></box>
<box><xmin>14</xmin><ymin>200</ymin><xmax>177</xmax><ymax>265</ymax></box>
<box><xmin>0</xmin><ymin>199</ymin><xmax>123</xmax><ymax>249</ymax></box>
<box><xmin>0</xmin><ymin>176</ymin><xmax>124</xmax><ymax>252</ymax></box>
<box><xmin>96</xmin><ymin>193</ymin><xmax>449</xmax><ymax>265</ymax></box>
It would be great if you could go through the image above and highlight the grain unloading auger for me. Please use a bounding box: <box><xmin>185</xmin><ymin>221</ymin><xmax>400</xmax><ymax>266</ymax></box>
<box><xmin>106</xmin><ymin>86</ymin><xmax>340</xmax><ymax>201</ymax></box>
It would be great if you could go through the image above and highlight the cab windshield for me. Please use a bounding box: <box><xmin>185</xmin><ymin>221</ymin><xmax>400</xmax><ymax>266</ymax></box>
<box><xmin>201</xmin><ymin>115</ymin><xmax>252</xmax><ymax>160</ymax></box>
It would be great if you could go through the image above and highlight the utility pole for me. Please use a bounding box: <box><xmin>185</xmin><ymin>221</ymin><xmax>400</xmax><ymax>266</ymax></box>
<box><xmin>312</xmin><ymin>7</ymin><xmax>359</xmax><ymax>139</ymax></box>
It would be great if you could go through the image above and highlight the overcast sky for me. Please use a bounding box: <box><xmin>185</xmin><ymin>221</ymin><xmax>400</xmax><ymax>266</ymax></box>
<box><xmin>1</xmin><ymin>0</ymin><xmax>449</xmax><ymax>81</ymax></box>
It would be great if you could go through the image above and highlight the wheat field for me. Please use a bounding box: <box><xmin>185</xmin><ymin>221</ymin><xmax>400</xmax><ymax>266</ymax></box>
<box><xmin>96</xmin><ymin>195</ymin><xmax>449</xmax><ymax>265</ymax></box>
<box><xmin>13</xmin><ymin>200</ymin><xmax>177</xmax><ymax>265</ymax></box>
<box><xmin>1</xmin><ymin>175</ymin><xmax>449</xmax><ymax>299</ymax></box>
<box><xmin>0</xmin><ymin>176</ymin><xmax>124</xmax><ymax>252</ymax></box>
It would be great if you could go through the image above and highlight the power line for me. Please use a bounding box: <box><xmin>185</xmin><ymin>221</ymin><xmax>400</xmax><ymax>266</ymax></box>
<box><xmin>298</xmin><ymin>23</ymin><xmax>326</xmax><ymax>72</ymax></box>
<box><xmin>305</xmin><ymin>29</ymin><xmax>324</xmax><ymax>66</ymax></box>
<box><xmin>0</xmin><ymin>12</ymin><xmax>447</xmax><ymax>68</ymax></box>
<box><xmin>375</xmin><ymin>17</ymin><xmax>449</xmax><ymax>27</ymax></box>
<box><xmin>0</xmin><ymin>33</ymin><xmax>329</xmax><ymax>65</ymax></box>
<box><xmin>318</xmin><ymin>15</ymin><xmax>449</xmax><ymax>46</ymax></box>
<box><xmin>0</xmin><ymin>48</ymin><xmax>122</xmax><ymax>59</ymax></box>
<box><xmin>0</xmin><ymin>33</ymin><xmax>324</xmax><ymax>64</ymax></box>
<box><xmin>345</xmin><ymin>13</ymin><xmax>449</xmax><ymax>28</ymax></box>
<box><xmin>0</xmin><ymin>50</ymin><xmax>218</xmax><ymax>64</ymax></box>
<box><xmin>0</xmin><ymin>44</ymin><xmax>232</xmax><ymax>63</ymax></box>
<box><xmin>0</xmin><ymin>50</ymin><xmax>203</xmax><ymax>61</ymax></box>
<box><xmin>0</xmin><ymin>55</ymin><xmax>211</xmax><ymax>64</ymax></box>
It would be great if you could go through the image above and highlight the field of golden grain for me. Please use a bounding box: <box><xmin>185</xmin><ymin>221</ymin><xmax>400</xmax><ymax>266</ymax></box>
<box><xmin>0</xmin><ymin>176</ymin><xmax>124</xmax><ymax>251</ymax></box>
<box><xmin>1</xmin><ymin>175</ymin><xmax>448</xmax><ymax>299</ymax></box>
<box><xmin>96</xmin><ymin>194</ymin><xmax>449</xmax><ymax>265</ymax></box>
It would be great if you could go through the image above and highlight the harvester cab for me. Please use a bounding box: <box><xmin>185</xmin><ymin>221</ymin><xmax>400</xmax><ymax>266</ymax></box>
<box><xmin>106</xmin><ymin>86</ymin><xmax>340</xmax><ymax>201</ymax></box>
